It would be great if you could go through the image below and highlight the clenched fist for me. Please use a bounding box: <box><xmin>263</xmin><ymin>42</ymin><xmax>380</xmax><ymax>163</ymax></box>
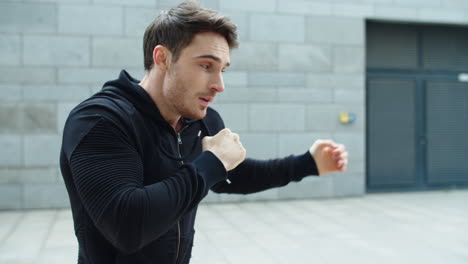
<box><xmin>202</xmin><ymin>128</ymin><xmax>246</xmax><ymax>171</ymax></box>
<box><xmin>309</xmin><ymin>140</ymin><xmax>348</xmax><ymax>175</ymax></box>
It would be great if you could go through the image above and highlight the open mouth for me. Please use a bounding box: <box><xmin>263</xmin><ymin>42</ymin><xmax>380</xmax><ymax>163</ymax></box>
<box><xmin>199</xmin><ymin>96</ymin><xmax>213</xmax><ymax>103</ymax></box>
<box><xmin>199</xmin><ymin>97</ymin><xmax>212</xmax><ymax>107</ymax></box>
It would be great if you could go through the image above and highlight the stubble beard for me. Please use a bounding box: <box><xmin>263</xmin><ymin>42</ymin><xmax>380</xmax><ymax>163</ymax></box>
<box><xmin>166</xmin><ymin>68</ymin><xmax>208</xmax><ymax>120</ymax></box>
<box><xmin>170</xmin><ymin>86</ymin><xmax>207</xmax><ymax>120</ymax></box>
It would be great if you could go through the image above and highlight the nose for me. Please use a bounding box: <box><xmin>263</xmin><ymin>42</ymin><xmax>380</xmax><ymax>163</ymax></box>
<box><xmin>210</xmin><ymin>73</ymin><xmax>225</xmax><ymax>93</ymax></box>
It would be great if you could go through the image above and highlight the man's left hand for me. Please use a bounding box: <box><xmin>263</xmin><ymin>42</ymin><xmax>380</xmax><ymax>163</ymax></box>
<box><xmin>309</xmin><ymin>140</ymin><xmax>348</xmax><ymax>175</ymax></box>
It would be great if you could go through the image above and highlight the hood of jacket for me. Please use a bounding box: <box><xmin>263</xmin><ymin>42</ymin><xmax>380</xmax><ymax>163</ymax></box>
<box><xmin>100</xmin><ymin>70</ymin><xmax>168</xmax><ymax>124</ymax></box>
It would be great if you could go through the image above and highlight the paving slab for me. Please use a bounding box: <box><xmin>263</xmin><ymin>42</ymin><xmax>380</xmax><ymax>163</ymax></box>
<box><xmin>0</xmin><ymin>190</ymin><xmax>466</xmax><ymax>264</ymax></box>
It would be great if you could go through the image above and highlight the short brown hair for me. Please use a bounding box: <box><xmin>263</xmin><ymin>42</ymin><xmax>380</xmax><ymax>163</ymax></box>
<box><xmin>143</xmin><ymin>0</ymin><xmax>239</xmax><ymax>71</ymax></box>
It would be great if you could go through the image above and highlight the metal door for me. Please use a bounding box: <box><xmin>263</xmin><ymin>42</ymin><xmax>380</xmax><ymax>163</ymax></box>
<box><xmin>366</xmin><ymin>22</ymin><xmax>468</xmax><ymax>191</ymax></box>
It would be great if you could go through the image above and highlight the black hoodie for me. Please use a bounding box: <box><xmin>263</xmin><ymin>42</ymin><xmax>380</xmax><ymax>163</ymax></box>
<box><xmin>60</xmin><ymin>70</ymin><xmax>318</xmax><ymax>264</ymax></box>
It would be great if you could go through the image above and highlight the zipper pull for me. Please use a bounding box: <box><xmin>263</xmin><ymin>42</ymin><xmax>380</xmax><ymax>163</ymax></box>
<box><xmin>177</xmin><ymin>133</ymin><xmax>182</xmax><ymax>145</ymax></box>
<box><xmin>226</xmin><ymin>178</ymin><xmax>231</xmax><ymax>184</ymax></box>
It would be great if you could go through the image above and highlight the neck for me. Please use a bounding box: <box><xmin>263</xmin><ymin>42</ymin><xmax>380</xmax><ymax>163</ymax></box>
<box><xmin>139</xmin><ymin>70</ymin><xmax>181</xmax><ymax>131</ymax></box>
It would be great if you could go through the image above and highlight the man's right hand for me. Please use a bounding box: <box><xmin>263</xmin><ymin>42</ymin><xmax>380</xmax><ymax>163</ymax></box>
<box><xmin>202</xmin><ymin>128</ymin><xmax>246</xmax><ymax>171</ymax></box>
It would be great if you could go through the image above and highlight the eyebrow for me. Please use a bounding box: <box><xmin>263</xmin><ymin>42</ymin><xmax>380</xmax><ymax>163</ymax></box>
<box><xmin>194</xmin><ymin>54</ymin><xmax>230</xmax><ymax>67</ymax></box>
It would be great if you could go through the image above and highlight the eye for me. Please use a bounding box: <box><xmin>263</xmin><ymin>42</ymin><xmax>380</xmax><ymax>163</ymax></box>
<box><xmin>200</xmin><ymin>64</ymin><xmax>210</xmax><ymax>69</ymax></box>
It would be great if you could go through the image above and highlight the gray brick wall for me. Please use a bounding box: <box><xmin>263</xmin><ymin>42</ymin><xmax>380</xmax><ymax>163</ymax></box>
<box><xmin>278</xmin><ymin>44</ymin><xmax>332</xmax><ymax>72</ymax></box>
<box><xmin>0</xmin><ymin>35</ymin><xmax>21</xmax><ymax>65</ymax></box>
<box><xmin>250</xmin><ymin>14</ymin><xmax>305</xmax><ymax>42</ymax></box>
<box><xmin>1</xmin><ymin>0</ymin><xmax>468</xmax><ymax>209</ymax></box>
<box><xmin>0</xmin><ymin>3</ymin><xmax>57</xmax><ymax>33</ymax></box>
<box><xmin>23</xmin><ymin>36</ymin><xmax>90</xmax><ymax>66</ymax></box>
<box><xmin>59</xmin><ymin>5</ymin><xmax>124</xmax><ymax>35</ymax></box>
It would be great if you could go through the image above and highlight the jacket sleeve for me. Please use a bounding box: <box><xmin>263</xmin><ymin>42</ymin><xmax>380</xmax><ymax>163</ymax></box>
<box><xmin>67</xmin><ymin>117</ymin><xmax>226</xmax><ymax>253</ymax></box>
<box><xmin>210</xmin><ymin>152</ymin><xmax>319</xmax><ymax>194</ymax></box>
<box><xmin>206</xmin><ymin>107</ymin><xmax>319</xmax><ymax>194</ymax></box>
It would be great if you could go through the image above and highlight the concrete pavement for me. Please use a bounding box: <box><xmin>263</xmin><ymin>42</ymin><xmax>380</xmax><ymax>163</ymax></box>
<box><xmin>0</xmin><ymin>190</ymin><xmax>467</xmax><ymax>264</ymax></box>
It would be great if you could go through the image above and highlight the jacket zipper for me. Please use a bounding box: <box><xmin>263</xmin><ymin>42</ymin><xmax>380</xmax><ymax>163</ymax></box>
<box><xmin>174</xmin><ymin>127</ymin><xmax>186</xmax><ymax>264</ymax></box>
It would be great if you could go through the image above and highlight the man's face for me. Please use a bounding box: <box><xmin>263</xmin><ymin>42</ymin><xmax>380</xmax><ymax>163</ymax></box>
<box><xmin>163</xmin><ymin>32</ymin><xmax>230</xmax><ymax>120</ymax></box>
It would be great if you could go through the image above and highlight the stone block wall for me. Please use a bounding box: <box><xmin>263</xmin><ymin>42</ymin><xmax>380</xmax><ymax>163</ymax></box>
<box><xmin>1</xmin><ymin>0</ymin><xmax>468</xmax><ymax>208</ymax></box>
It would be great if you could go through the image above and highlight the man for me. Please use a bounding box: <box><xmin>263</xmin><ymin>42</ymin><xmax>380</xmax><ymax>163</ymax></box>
<box><xmin>60</xmin><ymin>1</ymin><xmax>348</xmax><ymax>263</ymax></box>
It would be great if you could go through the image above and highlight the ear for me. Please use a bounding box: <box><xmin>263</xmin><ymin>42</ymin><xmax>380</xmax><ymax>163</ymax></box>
<box><xmin>152</xmin><ymin>45</ymin><xmax>172</xmax><ymax>71</ymax></box>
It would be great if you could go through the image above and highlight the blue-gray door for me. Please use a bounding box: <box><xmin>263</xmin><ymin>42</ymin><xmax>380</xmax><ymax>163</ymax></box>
<box><xmin>366</xmin><ymin>22</ymin><xmax>468</xmax><ymax>191</ymax></box>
